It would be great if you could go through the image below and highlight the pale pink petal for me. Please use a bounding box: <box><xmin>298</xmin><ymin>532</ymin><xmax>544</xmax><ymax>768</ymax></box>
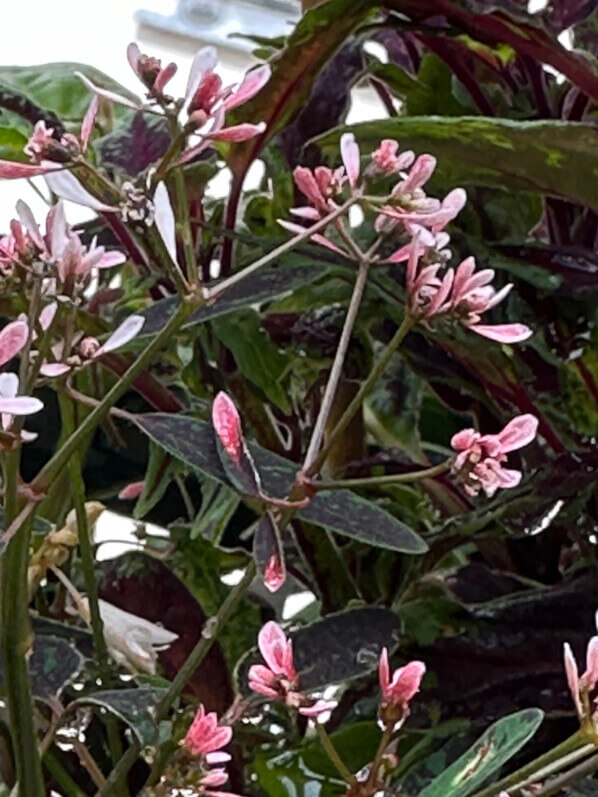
<box><xmin>154</xmin><ymin>62</ymin><xmax>178</xmax><ymax>94</ymax></box>
<box><xmin>564</xmin><ymin>642</ymin><xmax>583</xmax><ymax>717</ymax></box>
<box><xmin>223</xmin><ymin>64</ymin><xmax>271</xmax><ymax>110</ymax></box>
<box><xmin>126</xmin><ymin>43</ymin><xmax>141</xmax><ymax>75</ymax></box>
<box><xmin>207</xmin><ymin>122</ymin><xmax>266</xmax><ymax>142</ymax></box>
<box><xmin>185</xmin><ymin>46</ymin><xmax>218</xmax><ymax>102</ymax></box>
<box><xmin>118</xmin><ymin>481</ymin><xmax>145</xmax><ymax>500</ymax></box>
<box><xmin>76</xmin><ymin>71</ymin><xmax>142</xmax><ymax>110</ymax></box>
<box><xmin>299</xmin><ymin>699</ymin><xmax>337</xmax><ymax>718</ymax></box>
<box><xmin>175</xmin><ymin>138</ymin><xmax>210</xmax><ymax>167</ymax></box>
<box><xmin>493</xmin><ymin>465</ymin><xmax>522</xmax><ymax>489</ymax></box>
<box><xmin>94</xmin><ymin>315</ymin><xmax>144</xmax><ymax>357</ymax></box>
<box><xmin>340</xmin><ymin>132</ymin><xmax>360</xmax><ymax>187</ymax></box>
<box><xmin>294</xmin><ymin>167</ymin><xmax>325</xmax><ymax>208</ymax></box>
<box><xmin>201</xmin><ymin>769</ymin><xmax>229</xmax><ymax>787</ymax></box>
<box><xmin>16</xmin><ymin>200</ymin><xmax>45</xmax><ymax>249</ymax></box>
<box><xmin>386</xmin><ymin>660</ymin><xmax>426</xmax><ymax>707</ymax></box>
<box><xmin>378</xmin><ymin>647</ymin><xmax>390</xmax><ymax>694</ymax></box>
<box><xmin>153</xmin><ymin>181</ymin><xmax>177</xmax><ymax>264</ymax></box>
<box><xmin>484</xmin><ymin>282</ymin><xmax>513</xmax><ymax>311</ymax></box>
<box><xmin>0</xmin><ymin>396</ymin><xmax>43</xmax><ymax>415</ymax></box>
<box><xmin>0</xmin><ymin>319</ymin><xmax>29</xmax><ymax>366</ymax></box>
<box><xmin>44</xmin><ymin>171</ymin><xmax>116</xmax><ymax>212</ymax></box>
<box><xmin>205</xmin><ymin>751</ymin><xmax>232</xmax><ymax>765</ymax></box>
<box><xmin>0</xmin><ymin>160</ymin><xmax>61</xmax><ymax>179</ymax></box>
<box><xmin>39</xmin><ymin>302</ymin><xmax>58</xmax><ymax>332</ymax></box>
<box><xmin>468</xmin><ymin>323</ymin><xmax>533</xmax><ymax>343</ymax></box>
<box><xmin>258</xmin><ymin>621</ymin><xmax>291</xmax><ymax>674</ymax></box>
<box><xmin>581</xmin><ymin>636</ymin><xmax>598</xmax><ymax>691</ymax></box>
<box><xmin>80</xmin><ymin>96</ymin><xmax>100</xmax><ymax>151</ymax></box>
<box><xmin>290</xmin><ymin>207</ymin><xmax>321</xmax><ymax>220</ymax></box>
<box><xmin>40</xmin><ymin>363</ymin><xmax>71</xmax><ymax>377</ymax></box>
<box><xmin>450</xmin><ymin>428</ymin><xmax>478</xmax><ymax>451</ymax></box>
<box><xmin>399</xmin><ymin>154</ymin><xmax>436</xmax><ymax>194</ymax></box>
<box><xmin>495</xmin><ymin>414</ymin><xmax>539</xmax><ymax>452</ymax></box>
<box><xmin>96</xmin><ymin>250</ymin><xmax>126</xmax><ymax>268</ymax></box>
<box><xmin>212</xmin><ymin>391</ymin><xmax>243</xmax><ymax>464</ymax></box>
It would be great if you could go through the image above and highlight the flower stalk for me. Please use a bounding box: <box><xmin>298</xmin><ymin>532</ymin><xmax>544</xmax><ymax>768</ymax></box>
<box><xmin>305</xmin><ymin>314</ymin><xmax>415</xmax><ymax>478</ymax></box>
<box><xmin>57</xmin><ymin>392</ymin><xmax>127</xmax><ymax>793</ymax></box>
<box><xmin>318</xmin><ymin>460</ymin><xmax>450</xmax><ymax>490</ymax></box>
<box><xmin>316</xmin><ymin>722</ymin><xmax>356</xmax><ymax>784</ymax></box>
<box><xmin>0</xmin><ymin>448</ymin><xmax>45</xmax><ymax>797</ymax></box>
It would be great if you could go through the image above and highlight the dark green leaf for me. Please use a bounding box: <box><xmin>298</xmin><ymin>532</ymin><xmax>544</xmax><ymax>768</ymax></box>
<box><xmin>254</xmin><ymin>512</ymin><xmax>285</xmax><ymax>588</ymax></box>
<box><xmin>300</xmin><ymin>490</ymin><xmax>428</xmax><ymax>553</ymax></box>
<box><xmin>212</xmin><ymin>310</ymin><xmax>291</xmax><ymax>411</ymax></box>
<box><xmin>316</xmin><ymin>118</ymin><xmax>598</xmax><ymax>210</ymax></box>
<box><xmin>293</xmin><ymin>607</ymin><xmax>401</xmax><ymax>689</ymax></box>
<box><xmin>78</xmin><ymin>687</ymin><xmax>166</xmax><ymax>745</ymax></box>
<box><xmin>133</xmin><ymin>441</ymin><xmax>178</xmax><ymax>520</ymax></box>
<box><xmin>367</xmin><ymin>354</ymin><xmax>424</xmax><ymax>461</ymax></box>
<box><xmin>0</xmin><ymin>63</ymin><xmax>136</xmax><ymax>124</ymax></box>
<box><xmin>136</xmin><ymin>414</ymin><xmax>427</xmax><ymax>553</ymax></box>
<box><xmin>6</xmin><ymin>636</ymin><xmax>85</xmax><ymax>703</ymax></box>
<box><xmin>418</xmin><ymin>709</ymin><xmax>544</xmax><ymax>797</ymax></box>
<box><xmin>0</xmin><ymin>126</ymin><xmax>28</xmax><ymax>161</ymax></box>
<box><xmin>139</xmin><ymin>263</ymin><xmax>324</xmax><ymax>337</ymax></box>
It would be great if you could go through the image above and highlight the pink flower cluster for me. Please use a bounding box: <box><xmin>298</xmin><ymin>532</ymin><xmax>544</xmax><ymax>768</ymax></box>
<box><xmin>450</xmin><ymin>414</ymin><xmax>538</xmax><ymax>498</ymax></box>
<box><xmin>564</xmin><ymin>637</ymin><xmax>598</xmax><ymax>727</ymax></box>
<box><xmin>182</xmin><ymin>704</ymin><xmax>241</xmax><ymax>797</ymax></box>
<box><xmin>0</xmin><ymin>97</ymin><xmax>98</xmax><ymax>180</ymax></box>
<box><xmin>378</xmin><ymin>647</ymin><xmax>426</xmax><ymax>730</ymax></box>
<box><xmin>406</xmin><ymin>248</ymin><xmax>532</xmax><ymax>344</ymax></box>
<box><xmin>1</xmin><ymin>200</ymin><xmax>124</xmax><ymax>282</ymax></box>
<box><xmin>248</xmin><ymin>622</ymin><xmax>336</xmax><ymax>719</ymax></box>
<box><xmin>78</xmin><ymin>43</ymin><xmax>269</xmax><ymax>166</ymax></box>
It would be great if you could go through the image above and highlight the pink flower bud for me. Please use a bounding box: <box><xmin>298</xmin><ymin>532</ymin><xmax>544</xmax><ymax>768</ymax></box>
<box><xmin>212</xmin><ymin>391</ymin><xmax>243</xmax><ymax>465</ymax></box>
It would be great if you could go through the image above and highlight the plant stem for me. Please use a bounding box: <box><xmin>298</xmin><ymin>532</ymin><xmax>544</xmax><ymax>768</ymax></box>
<box><xmin>95</xmin><ymin>561</ymin><xmax>257</xmax><ymax>797</ymax></box>
<box><xmin>536</xmin><ymin>749</ymin><xmax>598</xmax><ymax>796</ymax></box>
<box><xmin>2</xmin><ymin>299</ymin><xmax>197</xmax><ymax>547</ymax></box>
<box><xmin>316</xmin><ymin>722</ymin><xmax>355</xmax><ymax>784</ymax></box>
<box><xmin>57</xmin><ymin>393</ymin><xmax>127</xmax><ymax>794</ymax></box>
<box><xmin>471</xmin><ymin>731</ymin><xmax>588</xmax><ymax>797</ymax></box>
<box><xmin>366</xmin><ymin>728</ymin><xmax>393</xmax><ymax>791</ymax></box>
<box><xmin>42</xmin><ymin>750</ymin><xmax>88</xmax><ymax>797</ymax></box>
<box><xmin>204</xmin><ymin>196</ymin><xmax>359</xmax><ymax>301</ymax></box>
<box><xmin>0</xmin><ymin>449</ymin><xmax>45</xmax><ymax>797</ymax></box>
<box><xmin>302</xmin><ymin>257</ymin><xmax>370</xmax><ymax>473</ymax></box>
<box><xmin>306</xmin><ymin>315</ymin><xmax>414</xmax><ymax>477</ymax></box>
<box><xmin>172</xmin><ymin>166</ymin><xmax>198</xmax><ymax>287</ymax></box>
<box><xmin>516</xmin><ymin>743</ymin><xmax>595</xmax><ymax>790</ymax></box>
<box><xmin>319</xmin><ymin>461</ymin><xmax>451</xmax><ymax>490</ymax></box>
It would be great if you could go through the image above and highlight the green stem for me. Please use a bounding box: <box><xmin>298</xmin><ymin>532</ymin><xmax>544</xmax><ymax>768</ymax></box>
<box><xmin>172</xmin><ymin>166</ymin><xmax>197</xmax><ymax>287</ymax></box>
<box><xmin>204</xmin><ymin>196</ymin><xmax>359</xmax><ymax>301</ymax></box>
<box><xmin>315</xmin><ymin>722</ymin><xmax>355</xmax><ymax>784</ymax></box>
<box><xmin>319</xmin><ymin>461</ymin><xmax>450</xmax><ymax>490</ymax></box>
<box><xmin>471</xmin><ymin>731</ymin><xmax>588</xmax><ymax>797</ymax></box>
<box><xmin>0</xmin><ymin>449</ymin><xmax>45</xmax><ymax>797</ymax></box>
<box><xmin>305</xmin><ymin>315</ymin><xmax>415</xmax><ymax>477</ymax></box>
<box><xmin>95</xmin><ymin>561</ymin><xmax>257</xmax><ymax>797</ymax></box>
<box><xmin>366</xmin><ymin>727</ymin><xmax>393</xmax><ymax>790</ymax></box>
<box><xmin>536</xmin><ymin>750</ymin><xmax>598</xmax><ymax>796</ymax></box>
<box><xmin>42</xmin><ymin>749</ymin><xmax>88</xmax><ymax>797</ymax></box>
<box><xmin>302</xmin><ymin>256</ymin><xmax>371</xmax><ymax>472</ymax></box>
<box><xmin>57</xmin><ymin>393</ymin><xmax>127</xmax><ymax>794</ymax></box>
